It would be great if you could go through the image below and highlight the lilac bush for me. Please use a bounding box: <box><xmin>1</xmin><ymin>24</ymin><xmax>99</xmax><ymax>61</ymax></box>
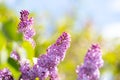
<box><xmin>76</xmin><ymin>44</ymin><xmax>104</xmax><ymax>80</ymax></box>
<box><xmin>0</xmin><ymin>10</ymin><xmax>104</xmax><ymax>80</ymax></box>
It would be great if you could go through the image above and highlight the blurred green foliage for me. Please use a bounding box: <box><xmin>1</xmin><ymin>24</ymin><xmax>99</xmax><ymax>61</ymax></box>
<box><xmin>0</xmin><ymin>4</ymin><xmax>120</xmax><ymax>80</ymax></box>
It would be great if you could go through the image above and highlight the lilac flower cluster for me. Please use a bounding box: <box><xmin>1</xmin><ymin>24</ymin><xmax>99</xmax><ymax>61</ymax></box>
<box><xmin>5</xmin><ymin>32</ymin><xmax>70</xmax><ymax>80</ymax></box>
<box><xmin>0</xmin><ymin>68</ymin><xmax>13</xmax><ymax>80</ymax></box>
<box><xmin>19</xmin><ymin>59</ymin><xmax>36</xmax><ymax>80</ymax></box>
<box><xmin>18</xmin><ymin>10</ymin><xmax>36</xmax><ymax>47</ymax></box>
<box><xmin>35</xmin><ymin>32</ymin><xmax>71</xmax><ymax>80</ymax></box>
<box><xmin>76</xmin><ymin>44</ymin><xmax>104</xmax><ymax>80</ymax></box>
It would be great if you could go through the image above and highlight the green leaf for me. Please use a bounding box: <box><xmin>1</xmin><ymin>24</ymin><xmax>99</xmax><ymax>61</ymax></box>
<box><xmin>8</xmin><ymin>57</ymin><xmax>20</xmax><ymax>71</ymax></box>
<box><xmin>2</xmin><ymin>19</ymin><xmax>22</xmax><ymax>41</ymax></box>
<box><xmin>22</xmin><ymin>41</ymin><xmax>35</xmax><ymax>62</ymax></box>
<box><xmin>0</xmin><ymin>31</ymin><xmax>6</xmax><ymax>50</ymax></box>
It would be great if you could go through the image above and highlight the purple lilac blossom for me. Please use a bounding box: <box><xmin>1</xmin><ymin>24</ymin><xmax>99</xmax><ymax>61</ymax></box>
<box><xmin>33</xmin><ymin>64</ymin><xmax>49</xmax><ymax>80</ymax></box>
<box><xmin>10</xmin><ymin>50</ymin><xmax>20</xmax><ymax>61</ymax></box>
<box><xmin>47</xmin><ymin>32</ymin><xmax>71</xmax><ymax>61</ymax></box>
<box><xmin>23</xmin><ymin>28</ymin><xmax>35</xmax><ymax>40</ymax></box>
<box><xmin>76</xmin><ymin>44</ymin><xmax>104</xmax><ymax>80</ymax></box>
<box><xmin>49</xmin><ymin>67</ymin><xmax>59</xmax><ymax>80</ymax></box>
<box><xmin>35</xmin><ymin>32</ymin><xmax>71</xmax><ymax>80</ymax></box>
<box><xmin>18</xmin><ymin>10</ymin><xmax>36</xmax><ymax>47</ymax></box>
<box><xmin>19</xmin><ymin>59</ymin><xmax>36</xmax><ymax>80</ymax></box>
<box><xmin>0</xmin><ymin>68</ymin><xmax>14</xmax><ymax>80</ymax></box>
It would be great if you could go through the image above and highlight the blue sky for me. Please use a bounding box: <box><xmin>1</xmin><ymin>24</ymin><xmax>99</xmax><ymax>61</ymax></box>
<box><xmin>2</xmin><ymin>0</ymin><xmax>120</xmax><ymax>38</ymax></box>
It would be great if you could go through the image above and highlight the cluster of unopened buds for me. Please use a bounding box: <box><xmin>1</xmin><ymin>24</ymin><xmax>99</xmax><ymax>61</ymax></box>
<box><xmin>0</xmin><ymin>10</ymin><xmax>104</xmax><ymax>80</ymax></box>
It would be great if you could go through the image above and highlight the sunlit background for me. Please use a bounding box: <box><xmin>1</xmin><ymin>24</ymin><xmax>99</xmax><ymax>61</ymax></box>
<box><xmin>0</xmin><ymin>0</ymin><xmax>120</xmax><ymax>80</ymax></box>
